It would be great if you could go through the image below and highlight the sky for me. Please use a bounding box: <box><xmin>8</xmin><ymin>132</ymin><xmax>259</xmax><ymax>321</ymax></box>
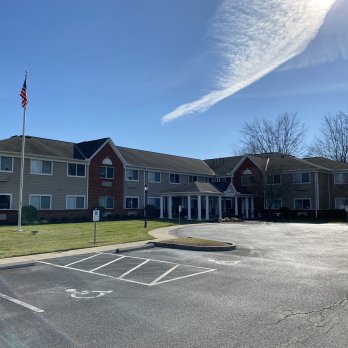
<box><xmin>1</xmin><ymin>0</ymin><xmax>348</xmax><ymax>159</ymax></box>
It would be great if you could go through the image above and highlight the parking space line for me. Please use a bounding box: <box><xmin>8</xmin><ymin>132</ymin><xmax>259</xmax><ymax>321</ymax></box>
<box><xmin>149</xmin><ymin>264</ymin><xmax>179</xmax><ymax>285</ymax></box>
<box><xmin>118</xmin><ymin>259</ymin><xmax>150</xmax><ymax>279</ymax></box>
<box><xmin>65</xmin><ymin>253</ymin><xmax>101</xmax><ymax>267</ymax></box>
<box><xmin>155</xmin><ymin>268</ymin><xmax>216</xmax><ymax>286</ymax></box>
<box><xmin>90</xmin><ymin>255</ymin><xmax>126</xmax><ymax>272</ymax></box>
<box><xmin>0</xmin><ymin>292</ymin><xmax>44</xmax><ymax>313</ymax></box>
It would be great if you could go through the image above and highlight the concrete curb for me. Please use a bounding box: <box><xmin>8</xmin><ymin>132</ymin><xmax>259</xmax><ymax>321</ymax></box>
<box><xmin>0</xmin><ymin>261</ymin><xmax>36</xmax><ymax>271</ymax></box>
<box><xmin>115</xmin><ymin>243</ymin><xmax>155</xmax><ymax>254</ymax></box>
<box><xmin>152</xmin><ymin>241</ymin><xmax>236</xmax><ymax>252</ymax></box>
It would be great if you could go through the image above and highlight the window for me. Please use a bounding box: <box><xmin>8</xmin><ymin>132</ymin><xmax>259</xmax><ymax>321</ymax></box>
<box><xmin>267</xmin><ymin>174</ymin><xmax>281</xmax><ymax>185</ymax></box>
<box><xmin>335</xmin><ymin>198</ymin><xmax>348</xmax><ymax>210</ymax></box>
<box><xmin>99</xmin><ymin>166</ymin><xmax>114</xmax><ymax>179</ymax></box>
<box><xmin>241</xmin><ymin>175</ymin><xmax>254</xmax><ymax>186</ymax></box>
<box><xmin>0</xmin><ymin>194</ymin><xmax>11</xmax><ymax>210</ymax></box>
<box><xmin>293</xmin><ymin>172</ymin><xmax>310</xmax><ymax>184</ymax></box>
<box><xmin>148</xmin><ymin>171</ymin><xmax>161</xmax><ymax>183</ymax></box>
<box><xmin>148</xmin><ymin>197</ymin><xmax>160</xmax><ymax>209</ymax></box>
<box><xmin>169</xmin><ymin>173</ymin><xmax>180</xmax><ymax>184</ymax></box>
<box><xmin>334</xmin><ymin>173</ymin><xmax>348</xmax><ymax>184</ymax></box>
<box><xmin>68</xmin><ymin>163</ymin><xmax>86</xmax><ymax>177</ymax></box>
<box><xmin>31</xmin><ymin>160</ymin><xmax>52</xmax><ymax>175</ymax></box>
<box><xmin>271</xmin><ymin>199</ymin><xmax>282</xmax><ymax>209</ymax></box>
<box><xmin>125</xmin><ymin>197</ymin><xmax>139</xmax><ymax>209</ymax></box>
<box><xmin>189</xmin><ymin>175</ymin><xmax>198</xmax><ymax>183</ymax></box>
<box><xmin>0</xmin><ymin>156</ymin><xmax>13</xmax><ymax>172</ymax></box>
<box><xmin>126</xmin><ymin>169</ymin><xmax>139</xmax><ymax>181</ymax></box>
<box><xmin>29</xmin><ymin>195</ymin><xmax>51</xmax><ymax>210</ymax></box>
<box><xmin>99</xmin><ymin>196</ymin><xmax>114</xmax><ymax>209</ymax></box>
<box><xmin>294</xmin><ymin>198</ymin><xmax>311</xmax><ymax>210</ymax></box>
<box><xmin>66</xmin><ymin>196</ymin><xmax>85</xmax><ymax>209</ymax></box>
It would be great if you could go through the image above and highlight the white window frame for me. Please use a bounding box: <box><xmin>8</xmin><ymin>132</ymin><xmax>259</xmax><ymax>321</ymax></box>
<box><xmin>335</xmin><ymin>197</ymin><xmax>348</xmax><ymax>210</ymax></box>
<box><xmin>189</xmin><ymin>175</ymin><xmax>198</xmax><ymax>183</ymax></box>
<box><xmin>148</xmin><ymin>171</ymin><xmax>161</xmax><ymax>183</ymax></box>
<box><xmin>99</xmin><ymin>166</ymin><xmax>114</xmax><ymax>179</ymax></box>
<box><xmin>293</xmin><ymin>172</ymin><xmax>310</xmax><ymax>184</ymax></box>
<box><xmin>125</xmin><ymin>196</ymin><xmax>139</xmax><ymax>209</ymax></box>
<box><xmin>125</xmin><ymin>169</ymin><xmax>139</xmax><ymax>182</ymax></box>
<box><xmin>334</xmin><ymin>173</ymin><xmax>348</xmax><ymax>184</ymax></box>
<box><xmin>99</xmin><ymin>196</ymin><xmax>114</xmax><ymax>209</ymax></box>
<box><xmin>29</xmin><ymin>194</ymin><xmax>52</xmax><ymax>210</ymax></box>
<box><xmin>0</xmin><ymin>156</ymin><xmax>13</xmax><ymax>172</ymax></box>
<box><xmin>0</xmin><ymin>193</ymin><xmax>12</xmax><ymax>210</ymax></box>
<box><xmin>294</xmin><ymin>198</ymin><xmax>311</xmax><ymax>210</ymax></box>
<box><xmin>66</xmin><ymin>195</ymin><xmax>86</xmax><ymax>210</ymax></box>
<box><xmin>30</xmin><ymin>159</ymin><xmax>53</xmax><ymax>175</ymax></box>
<box><xmin>148</xmin><ymin>197</ymin><xmax>160</xmax><ymax>209</ymax></box>
<box><xmin>169</xmin><ymin>173</ymin><xmax>180</xmax><ymax>184</ymax></box>
<box><xmin>67</xmin><ymin>163</ymin><xmax>86</xmax><ymax>178</ymax></box>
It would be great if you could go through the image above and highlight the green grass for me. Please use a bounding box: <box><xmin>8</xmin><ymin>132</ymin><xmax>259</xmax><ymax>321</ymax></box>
<box><xmin>0</xmin><ymin>220</ymin><xmax>174</xmax><ymax>259</ymax></box>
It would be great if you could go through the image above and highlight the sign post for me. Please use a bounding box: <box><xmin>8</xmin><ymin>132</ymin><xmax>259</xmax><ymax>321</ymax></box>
<box><xmin>93</xmin><ymin>209</ymin><xmax>100</xmax><ymax>245</ymax></box>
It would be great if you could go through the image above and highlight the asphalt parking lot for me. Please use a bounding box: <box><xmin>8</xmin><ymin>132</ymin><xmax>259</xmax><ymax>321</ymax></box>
<box><xmin>1</xmin><ymin>222</ymin><xmax>348</xmax><ymax>347</ymax></box>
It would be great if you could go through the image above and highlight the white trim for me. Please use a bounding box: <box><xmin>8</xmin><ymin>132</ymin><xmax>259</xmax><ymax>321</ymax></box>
<box><xmin>66</xmin><ymin>195</ymin><xmax>86</xmax><ymax>209</ymax></box>
<box><xmin>294</xmin><ymin>198</ymin><xmax>311</xmax><ymax>210</ymax></box>
<box><xmin>29</xmin><ymin>194</ymin><xmax>52</xmax><ymax>210</ymax></box>
<box><xmin>0</xmin><ymin>156</ymin><xmax>13</xmax><ymax>173</ymax></box>
<box><xmin>125</xmin><ymin>196</ymin><xmax>139</xmax><ymax>209</ymax></box>
<box><xmin>30</xmin><ymin>159</ymin><xmax>53</xmax><ymax>176</ymax></box>
<box><xmin>0</xmin><ymin>193</ymin><xmax>12</xmax><ymax>210</ymax></box>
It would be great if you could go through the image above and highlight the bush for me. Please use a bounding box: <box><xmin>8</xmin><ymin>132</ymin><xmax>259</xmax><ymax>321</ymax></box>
<box><xmin>22</xmin><ymin>205</ymin><xmax>38</xmax><ymax>225</ymax></box>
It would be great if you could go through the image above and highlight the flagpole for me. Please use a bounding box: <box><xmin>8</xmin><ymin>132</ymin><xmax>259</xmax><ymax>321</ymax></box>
<box><xmin>17</xmin><ymin>71</ymin><xmax>28</xmax><ymax>232</ymax></box>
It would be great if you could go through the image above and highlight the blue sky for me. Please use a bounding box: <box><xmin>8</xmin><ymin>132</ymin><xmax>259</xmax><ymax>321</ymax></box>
<box><xmin>1</xmin><ymin>0</ymin><xmax>347</xmax><ymax>159</ymax></box>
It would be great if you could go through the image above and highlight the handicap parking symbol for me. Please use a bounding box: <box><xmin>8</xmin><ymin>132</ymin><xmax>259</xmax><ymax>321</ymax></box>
<box><xmin>66</xmin><ymin>289</ymin><xmax>112</xmax><ymax>299</ymax></box>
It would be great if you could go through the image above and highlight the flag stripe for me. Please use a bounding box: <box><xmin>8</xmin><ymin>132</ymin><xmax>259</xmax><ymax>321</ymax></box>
<box><xmin>20</xmin><ymin>78</ymin><xmax>28</xmax><ymax>108</ymax></box>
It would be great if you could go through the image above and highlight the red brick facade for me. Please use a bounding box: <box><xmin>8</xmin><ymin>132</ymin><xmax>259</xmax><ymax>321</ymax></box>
<box><xmin>88</xmin><ymin>142</ymin><xmax>125</xmax><ymax>215</ymax></box>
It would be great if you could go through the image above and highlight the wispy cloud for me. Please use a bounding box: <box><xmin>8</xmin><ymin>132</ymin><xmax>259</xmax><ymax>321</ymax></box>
<box><xmin>161</xmin><ymin>0</ymin><xmax>336</xmax><ymax>124</ymax></box>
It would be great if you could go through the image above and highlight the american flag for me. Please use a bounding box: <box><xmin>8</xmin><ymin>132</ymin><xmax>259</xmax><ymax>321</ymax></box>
<box><xmin>20</xmin><ymin>77</ymin><xmax>28</xmax><ymax>108</ymax></box>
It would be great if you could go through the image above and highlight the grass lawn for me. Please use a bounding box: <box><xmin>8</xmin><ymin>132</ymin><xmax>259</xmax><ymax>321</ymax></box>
<box><xmin>0</xmin><ymin>220</ymin><xmax>174</xmax><ymax>259</ymax></box>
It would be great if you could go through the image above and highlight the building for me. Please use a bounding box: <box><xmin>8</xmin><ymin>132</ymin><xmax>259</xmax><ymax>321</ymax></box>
<box><xmin>1</xmin><ymin>135</ymin><xmax>348</xmax><ymax>223</ymax></box>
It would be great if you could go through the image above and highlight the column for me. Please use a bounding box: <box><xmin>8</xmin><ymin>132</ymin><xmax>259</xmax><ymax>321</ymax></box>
<box><xmin>251</xmin><ymin>197</ymin><xmax>254</xmax><ymax>218</ymax></box>
<box><xmin>235</xmin><ymin>196</ymin><xmax>238</xmax><ymax>216</ymax></box>
<box><xmin>218</xmin><ymin>196</ymin><xmax>222</xmax><ymax>221</ymax></box>
<box><xmin>205</xmin><ymin>196</ymin><xmax>209</xmax><ymax>220</ymax></box>
<box><xmin>187</xmin><ymin>195</ymin><xmax>192</xmax><ymax>220</ymax></box>
<box><xmin>246</xmin><ymin>197</ymin><xmax>249</xmax><ymax>219</ymax></box>
<box><xmin>168</xmin><ymin>195</ymin><xmax>172</xmax><ymax>219</ymax></box>
<box><xmin>197</xmin><ymin>195</ymin><xmax>202</xmax><ymax>221</ymax></box>
<box><xmin>160</xmin><ymin>196</ymin><xmax>164</xmax><ymax>219</ymax></box>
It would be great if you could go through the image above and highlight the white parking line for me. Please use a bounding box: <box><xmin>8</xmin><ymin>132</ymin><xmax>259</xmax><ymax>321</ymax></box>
<box><xmin>65</xmin><ymin>253</ymin><xmax>101</xmax><ymax>267</ymax></box>
<box><xmin>118</xmin><ymin>259</ymin><xmax>150</xmax><ymax>279</ymax></box>
<box><xmin>90</xmin><ymin>255</ymin><xmax>126</xmax><ymax>272</ymax></box>
<box><xmin>37</xmin><ymin>253</ymin><xmax>216</xmax><ymax>287</ymax></box>
<box><xmin>0</xmin><ymin>292</ymin><xmax>44</xmax><ymax>313</ymax></box>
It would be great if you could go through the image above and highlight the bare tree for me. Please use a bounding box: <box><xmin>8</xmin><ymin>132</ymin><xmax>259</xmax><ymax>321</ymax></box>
<box><xmin>238</xmin><ymin>112</ymin><xmax>306</xmax><ymax>156</ymax></box>
<box><xmin>308</xmin><ymin>112</ymin><xmax>348</xmax><ymax>163</ymax></box>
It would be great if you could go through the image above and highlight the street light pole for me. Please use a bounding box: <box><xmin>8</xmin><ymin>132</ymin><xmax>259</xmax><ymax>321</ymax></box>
<box><xmin>144</xmin><ymin>184</ymin><xmax>148</xmax><ymax>228</ymax></box>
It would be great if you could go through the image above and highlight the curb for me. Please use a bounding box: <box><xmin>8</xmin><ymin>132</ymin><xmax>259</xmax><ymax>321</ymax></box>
<box><xmin>152</xmin><ymin>241</ymin><xmax>236</xmax><ymax>252</ymax></box>
<box><xmin>0</xmin><ymin>261</ymin><xmax>36</xmax><ymax>271</ymax></box>
<box><xmin>115</xmin><ymin>243</ymin><xmax>155</xmax><ymax>254</ymax></box>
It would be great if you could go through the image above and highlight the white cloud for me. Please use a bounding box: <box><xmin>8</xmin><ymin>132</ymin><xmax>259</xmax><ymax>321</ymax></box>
<box><xmin>161</xmin><ymin>0</ymin><xmax>336</xmax><ymax>124</ymax></box>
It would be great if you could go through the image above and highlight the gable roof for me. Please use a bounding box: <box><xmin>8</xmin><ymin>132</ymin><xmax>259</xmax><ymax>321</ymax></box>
<box><xmin>304</xmin><ymin>157</ymin><xmax>348</xmax><ymax>171</ymax></box>
<box><xmin>117</xmin><ymin>146</ymin><xmax>215</xmax><ymax>175</ymax></box>
<box><xmin>76</xmin><ymin>138</ymin><xmax>109</xmax><ymax>159</ymax></box>
<box><xmin>204</xmin><ymin>156</ymin><xmax>243</xmax><ymax>176</ymax></box>
<box><xmin>0</xmin><ymin>136</ymin><xmax>86</xmax><ymax>160</ymax></box>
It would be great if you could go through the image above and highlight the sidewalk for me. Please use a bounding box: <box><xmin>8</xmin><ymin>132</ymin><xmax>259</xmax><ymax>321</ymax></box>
<box><xmin>0</xmin><ymin>225</ymin><xmax>179</xmax><ymax>267</ymax></box>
